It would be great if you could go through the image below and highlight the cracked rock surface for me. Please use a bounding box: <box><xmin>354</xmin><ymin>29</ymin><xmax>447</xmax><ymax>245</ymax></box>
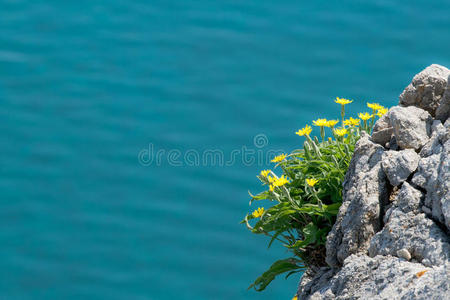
<box><xmin>297</xmin><ymin>64</ymin><xmax>450</xmax><ymax>299</ymax></box>
<box><xmin>381</xmin><ymin>149</ymin><xmax>420</xmax><ymax>186</ymax></box>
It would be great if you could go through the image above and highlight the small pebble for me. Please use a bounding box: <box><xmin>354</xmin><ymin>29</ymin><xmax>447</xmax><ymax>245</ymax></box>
<box><xmin>397</xmin><ymin>248</ymin><xmax>411</xmax><ymax>260</ymax></box>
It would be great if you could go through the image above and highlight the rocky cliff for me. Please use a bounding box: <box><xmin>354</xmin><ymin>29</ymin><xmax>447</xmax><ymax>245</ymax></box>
<box><xmin>297</xmin><ymin>64</ymin><xmax>450</xmax><ymax>299</ymax></box>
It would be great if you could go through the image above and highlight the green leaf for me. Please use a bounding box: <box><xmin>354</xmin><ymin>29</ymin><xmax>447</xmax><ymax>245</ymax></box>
<box><xmin>248</xmin><ymin>258</ymin><xmax>303</xmax><ymax>291</ymax></box>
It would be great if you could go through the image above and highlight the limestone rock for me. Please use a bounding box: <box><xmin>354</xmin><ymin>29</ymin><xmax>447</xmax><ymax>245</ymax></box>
<box><xmin>371</xmin><ymin>128</ymin><xmax>393</xmax><ymax>147</ymax></box>
<box><xmin>297</xmin><ymin>65</ymin><xmax>450</xmax><ymax>300</ymax></box>
<box><xmin>373</xmin><ymin>113</ymin><xmax>391</xmax><ymax>132</ymax></box>
<box><xmin>369</xmin><ymin>210</ymin><xmax>450</xmax><ymax>267</ymax></box>
<box><xmin>412</xmin><ymin>139</ymin><xmax>450</xmax><ymax>231</ymax></box>
<box><xmin>325</xmin><ymin>132</ymin><xmax>388</xmax><ymax>267</ymax></box>
<box><xmin>393</xmin><ymin>181</ymin><xmax>423</xmax><ymax>214</ymax></box>
<box><xmin>381</xmin><ymin>149</ymin><xmax>420</xmax><ymax>186</ymax></box>
<box><xmin>399</xmin><ymin>64</ymin><xmax>450</xmax><ymax>116</ymax></box>
<box><xmin>369</xmin><ymin>182</ymin><xmax>450</xmax><ymax>268</ymax></box>
<box><xmin>419</xmin><ymin>120</ymin><xmax>446</xmax><ymax>157</ymax></box>
<box><xmin>296</xmin><ymin>268</ymin><xmax>336</xmax><ymax>300</ymax></box>
<box><xmin>435</xmin><ymin>74</ymin><xmax>450</xmax><ymax>122</ymax></box>
<box><xmin>371</xmin><ymin>113</ymin><xmax>393</xmax><ymax>146</ymax></box>
<box><xmin>298</xmin><ymin>255</ymin><xmax>450</xmax><ymax>300</ymax></box>
<box><xmin>389</xmin><ymin>106</ymin><xmax>432</xmax><ymax>150</ymax></box>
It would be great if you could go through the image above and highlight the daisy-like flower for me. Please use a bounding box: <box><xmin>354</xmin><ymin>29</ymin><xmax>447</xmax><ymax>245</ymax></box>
<box><xmin>271</xmin><ymin>154</ymin><xmax>286</xmax><ymax>163</ymax></box>
<box><xmin>252</xmin><ymin>207</ymin><xmax>265</xmax><ymax>218</ymax></box>
<box><xmin>306</xmin><ymin>178</ymin><xmax>318</xmax><ymax>187</ymax></box>
<box><xmin>335</xmin><ymin>97</ymin><xmax>353</xmax><ymax>105</ymax></box>
<box><xmin>325</xmin><ymin>119</ymin><xmax>339</xmax><ymax>128</ymax></box>
<box><xmin>272</xmin><ymin>175</ymin><xmax>289</xmax><ymax>187</ymax></box>
<box><xmin>268</xmin><ymin>175</ymin><xmax>290</xmax><ymax>192</ymax></box>
<box><xmin>260</xmin><ymin>170</ymin><xmax>270</xmax><ymax>177</ymax></box>
<box><xmin>358</xmin><ymin>112</ymin><xmax>373</xmax><ymax>121</ymax></box>
<box><xmin>295</xmin><ymin>125</ymin><xmax>312</xmax><ymax>136</ymax></box>
<box><xmin>267</xmin><ymin>175</ymin><xmax>276</xmax><ymax>184</ymax></box>
<box><xmin>343</xmin><ymin>117</ymin><xmax>360</xmax><ymax>126</ymax></box>
<box><xmin>334</xmin><ymin>128</ymin><xmax>348</xmax><ymax>137</ymax></box>
<box><xmin>335</xmin><ymin>97</ymin><xmax>353</xmax><ymax>126</ymax></box>
<box><xmin>376</xmin><ymin>107</ymin><xmax>388</xmax><ymax>117</ymax></box>
<box><xmin>367</xmin><ymin>102</ymin><xmax>383</xmax><ymax>111</ymax></box>
<box><xmin>312</xmin><ymin>118</ymin><xmax>328</xmax><ymax>127</ymax></box>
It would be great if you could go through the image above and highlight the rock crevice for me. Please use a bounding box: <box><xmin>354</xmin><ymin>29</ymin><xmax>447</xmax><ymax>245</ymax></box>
<box><xmin>297</xmin><ymin>64</ymin><xmax>450</xmax><ymax>299</ymax></box>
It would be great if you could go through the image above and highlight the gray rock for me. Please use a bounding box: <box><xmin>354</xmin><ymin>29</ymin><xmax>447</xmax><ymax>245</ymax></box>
<box><xmin>297</xmin><ymin>267</ymin><xmax>336</xmax><ymax>300</ymax></box>
<box><xmin>369</xmin><ymin>182</ymin><xmax>450</xmax><ymax>267</ymax></box>
<box><xmin>381</xmin><ymin>149</ymin><xmax>420</xmax><ymax>186</ymax></box>
<box><xmin>372</xmin><ymin>128</ymin><xmax>393</xmax><ymax>147</ymax></box>
<box><xmin>435</xmin><ymin>74</ymin><xmax>450</xmax><ymax>122</ymax></box>
<box><xmin>369</xmin><ymin>211</ymin><xmax>450</xmax><ymax>267</ymax></box>
<box><xmin>412</xmin><ymin>139</ymin><xmax>450</xmax><ymax>231</ymax></box>
<box><xmin>297</xmin><ymin>255</ymin><xmax>449</xmax><ymax>300</ymax></box>
<box><xmin>389</xmin><ymin>106</ymin><xmax>432</xmax><ymax>150</ymax></box>
<box><xmin>395</xmin><ymin>181</ymin><xmax>423</xmax><ymax>214</ymax></box>
<box><xmin>325</xmin><ymin>132</ymin><xmax>388</xmax><ymax>267</ymax></box>
<box><xmin>388</xmin><ymin>135</ymin><xmax>399</xmax><ymax>151</ymax></box>
<box><xmin>419</xmin><ymin>121</ymin><xmax>446</xmax><ymax>157</ymax></box>
<box><xmin>371</xmin><ymin>113</ymin><xmax>393</xmax><ymax>146</ymax></box>
<box><xmin>373</xmin><ymin>113</ymin><xmax>391</xmax><ymax>132</ymax></box>
<box><xmin>399</xmin><ymin>64</ymin><xmax>450</xmax><ymax>116</ymax></box>
<box><xmin>296</xmin><ymin>66</ymin><xmax>450</xmax><ymax>300</ymax></box>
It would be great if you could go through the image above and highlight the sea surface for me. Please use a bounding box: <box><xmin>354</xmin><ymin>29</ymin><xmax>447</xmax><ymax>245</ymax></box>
<box><xmin>1</xmin><ymin>1</ymin><xmax>449</xmax><ymax>299</ymax></box>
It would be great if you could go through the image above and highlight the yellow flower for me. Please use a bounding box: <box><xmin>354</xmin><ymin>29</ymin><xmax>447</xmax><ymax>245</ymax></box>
<box><xmin>376</xmin><ymin>107</ymin><xmax>388</xmax><ymax>117</ymax></box>
<box><xmin>313</xmin><ymin>118</ymin><xmax>328</xmax><ymax>127</ymax></box>
<box><xmin>306</xmin><ymin>178</ymin><xmax>318</xmax><ymax>187</ymax></box>
<box><xmin>268</xmin><ymin>175</ymin><xmax>290</xmax><ymax>191</ymax></box>
<box><xmin>334</xmin><ymin>128</ymin><xmax>348</xmax><ymax>137</ymax></box>
<box><xmin>252</xmin><ymin>207</ymin><xmax>265</xmax><ymax>218</ymax></box>
<box><xmin>292</xmin><ymin>296</ymin><xmax>298</xmax><ymax>300</ymax></box>
<box><xmin>295</xmin><ymin>125</ymin><xmax>312</xmax><ymax>136</ymax></box>
<box><xmin>367</xmin><ymin>102</ymin><xmax>384</xmax><ymax>111</ymax></box>
<box><xmin>271</xmin><ymin>154</ymin><xmax>286</xmax><ymax>163</ymax></box>
<box><xmin>358</xmin><ymin>112</ymin><xmax>373</xmax><ymax>121</ymax></box>
<box><xmin>273</xmin><ymin>175</ymin><xmax>289</xmax><ymax>187</ymax></box>
<box><xmin>260</xmin><ymin>170</ymin><xmax>270</xmax><ymax>177</ymax></box>
<box><xmin>268</xmin><ymin>175</ymin><xmax>276</xmax><ymax>184</ymax></box>
<box><xmin>335</xmin><ymin>97</ymin><xmax>353</xmax><ymax>105</ymax></box>
<box><xmin>325</xmin><ymin>120</ymin><xmax>339</xmax><ymax>127</ymax></box>
<box><xmin>343</xmin><ymin>117</ymin><xmax>360</xmax><ymax>127</ymax></box>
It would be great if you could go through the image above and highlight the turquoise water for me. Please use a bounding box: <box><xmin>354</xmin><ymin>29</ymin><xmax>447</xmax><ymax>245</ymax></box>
<box><xmin>1</xmin><ymin>1</ymin><xmax>449</xmax><ymax>299</ymax></box>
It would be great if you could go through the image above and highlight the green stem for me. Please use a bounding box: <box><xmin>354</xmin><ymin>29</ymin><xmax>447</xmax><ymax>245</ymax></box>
<box><xmin>370</xmin><ymin>109</ymin><xmax>376</xmax><ymax>133</ymax></box>
<box><xmin>306</xmin><ymin>135</ymin><xmax>322</xmax><ymax>159</ymax></box>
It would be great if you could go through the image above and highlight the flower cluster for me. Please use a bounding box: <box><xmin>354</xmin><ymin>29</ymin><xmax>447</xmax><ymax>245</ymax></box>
<box><xmin>244</xmin><ymin>96</ymin><xmax>388</xmax><ymax>292</ymax></box>
<box><xmin>343</xmin><ymin>117</ymin><xmax>360</xmax><ymax>126</ymax></box>
<box><xmin>294</xmin><ymin>99</ymin><xmax>388</xmax><ymax>140</ymax></box>
<box><xmin>268</xmin><ymin>175</ymin><xmax>290</xmax><ymax>191</ymax></box>
<box><xmin>260</xmin><ymin>169</ymin><xmax>270</xmax><ymax>177</ymax></box>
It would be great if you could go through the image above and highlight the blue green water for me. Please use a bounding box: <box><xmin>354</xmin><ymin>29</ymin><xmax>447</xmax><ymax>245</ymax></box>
<box><xmin>1</xmin><ymin>1</ymin><xmax>449</xmax><ymax>299</ymax></box>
